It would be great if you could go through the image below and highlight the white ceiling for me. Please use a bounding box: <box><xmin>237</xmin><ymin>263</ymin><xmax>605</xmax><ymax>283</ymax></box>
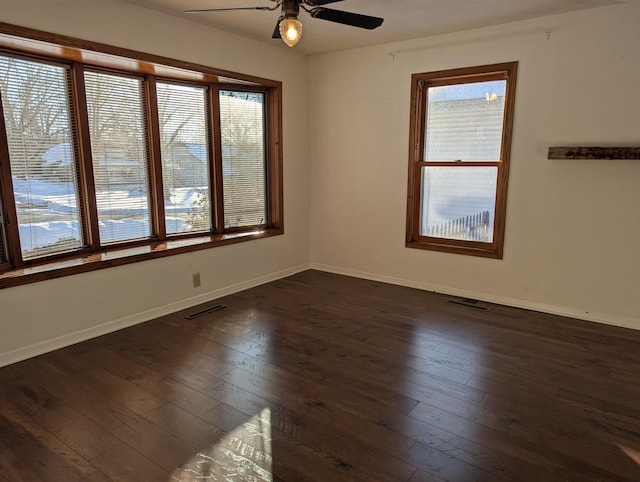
<box><xmin>124</xmin><ymin>0</ymin><xmax>622</xmax><ymax>55</ymax></box>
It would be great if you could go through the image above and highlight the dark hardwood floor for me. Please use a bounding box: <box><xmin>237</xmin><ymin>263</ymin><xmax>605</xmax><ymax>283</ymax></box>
<box><xmin>1</xmin><ymin>270</ymin><xmax>640</xmax><ymax>481</ymax></box>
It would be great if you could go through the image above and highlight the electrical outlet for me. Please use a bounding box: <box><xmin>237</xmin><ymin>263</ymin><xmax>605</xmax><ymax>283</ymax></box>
<box><xmin>192</xmin><ymin>272</ymin><xmax>201</xmax><ymax>288</ymax></box>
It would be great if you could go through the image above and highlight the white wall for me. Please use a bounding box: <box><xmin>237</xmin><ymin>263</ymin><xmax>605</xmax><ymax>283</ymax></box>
<box><xmin>0</xmin><ymin>0</ymin><xmax>311</xmax><ymax>365</ymax></box>
<box><xmin>309</xmin><ymin>2</ymin><xmax>640</xmax><ymax>329</ymax></box>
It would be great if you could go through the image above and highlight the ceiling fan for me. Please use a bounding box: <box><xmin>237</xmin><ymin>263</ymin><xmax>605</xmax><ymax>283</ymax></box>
<box><xmin>184</xmin><ymin>0</ymin><xmax>384</xmax><ymax>48</ymax></box>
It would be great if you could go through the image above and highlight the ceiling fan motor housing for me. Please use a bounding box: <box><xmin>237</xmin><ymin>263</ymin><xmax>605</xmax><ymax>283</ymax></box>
<box><xmin>282</xmin><ymin>0</ymin><xmax>301</xmax><ymax>18</ymax></box>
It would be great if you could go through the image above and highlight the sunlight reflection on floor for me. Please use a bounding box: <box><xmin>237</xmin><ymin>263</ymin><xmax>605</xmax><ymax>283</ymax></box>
<box><xmin>618</xmin><ymin>443</ymin><xmax>640</xmax><ymax>466</ymax></box>
<box><xmin>170</xmin><ymin>407</ymin><xmax>273</xmax><ymax>481</ymax></box>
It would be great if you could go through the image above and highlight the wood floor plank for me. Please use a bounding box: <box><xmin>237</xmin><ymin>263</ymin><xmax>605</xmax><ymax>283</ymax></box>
<box><xmin>106</xmin><ymin>407</ymin><xmax>196</xmax><ymax>472</ymax></box>
<box><xmin>3</xmin><ymin>380</ymin><xmax>120</xmax><ymax>460</ymax></box>
<box><xmin>10</xmin><ymin>358</ymin><xmax>140</xmax><ymax>433</ymax></box>
<box><xmin>408</xmin><ymin>468</ymin><xmax>447</xmax><ymax>481</ymax></box>
<box><xmin>90</xmin><ymin>443</ymin><xmax>166</xmax><ymax>481</ymax></box>
<box><xmin>79</xmin><ymin>471</ymin><xmax>113</xmax><ymax>482</ymax></box>
<box><xmin>208</xmin><ymin>380</ymin><xmax>416</xmax><ymax>467</ymax></box>
<box><xmin>199</xmin><ymin>402</ymin><xmax>356</xmax><ymax>482</ymax></box>
<box><xmin>142</xmin><ymin>402</ymin><xmax>224</xmax><ymax>451</ymax></box>
<box><xmin>73</xmin><ymin>346</ymin><xmax>222</xmax><ymax>416</ymax></box>
<box><xmin>178</xmin><ymin>324</ymin><xmax>424</xmax><ymax>415</ymax></box>
<box><xmin>408</xmin><ymin>398</ymin><xmax>639</xmax><ymax>481</ymax></box>
<box><xmin>404</xmin><ymin>442</ymin><xmax>497</xmax><ymax>481</ymax></box>
<box><xmin>45</xmin><ymin>350</ymin><xmax>167</xmax><ymax>416</ymax></box>
<box><xmin>0</xmin><ymin>409</ymin><xmax>94</xmax><ymax>481</ymax></box>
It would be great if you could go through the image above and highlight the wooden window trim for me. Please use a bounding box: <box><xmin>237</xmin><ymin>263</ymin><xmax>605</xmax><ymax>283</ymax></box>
<box><xmin>72</xmin><ymin>62</ymin><xmax>101</xmax><ymax>251</ymax></box>
<box><xmin>0</xmin><ymin>181</ymin><xmax>9</xmax><ymax>270</ymax></box>
<box><xmin>0</xmin><ymin>67</ymin><xmax>24</xmax><ymax>268</ymax></box>
<box><xmin>406</xmin><ymin>62</ymin><xmax>518</xmax><ymax>259</ymax></box>
<box><xmin>145</xmin><ymin>75</ymin><xmax>167</xmax><ymax>241</ymax></box>
<box><xmin>0</xmin><ymin>23</ymin><xmax>283</xmax><ymax>288</ymax></box>
<box><xmin>210</xmin><ymin>85</ymin><xmax>226</xmax><ymax>233</ymax></box>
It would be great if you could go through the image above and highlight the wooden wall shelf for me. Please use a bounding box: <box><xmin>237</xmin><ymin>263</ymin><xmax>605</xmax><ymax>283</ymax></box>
<box><xmin>548</xmin><ymin>147</ymin><xmax>640</xmax><ymax>160</ymax></box>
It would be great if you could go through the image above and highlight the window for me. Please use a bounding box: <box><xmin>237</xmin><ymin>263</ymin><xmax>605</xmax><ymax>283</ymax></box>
<box><xmin>406</xmin><ymin>62</ymin><xmax>518</xmax><ymax>258</ymax></box>
<box><xmin>219</xmin><ymin>90</ymin><xmax>266</xmax><ymax>229</ymax></box>
<box><xmin>0</xmin><ymin>56</ymin><xmax>84</xmax><ymax>260</ymax></box>
<box><xmin>85</xmin><ymin>70</ymin><xmax>152</xmax><ymax>244</ymax></box>
<box><xmin>0</xmin><ymin>24</ymin><xmax>283</xmax><ymax>287</ymax></box>
<box><xmin>157</xmin><ymin>81</ymin><xmax>212</xmax><ymax>235</ymax></box>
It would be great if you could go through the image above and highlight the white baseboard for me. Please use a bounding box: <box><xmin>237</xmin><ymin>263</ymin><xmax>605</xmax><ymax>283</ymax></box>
<box><xmin>0</xmin><ymin>263</ymin><xmax>311</xmax><ymax>368</ymax></box>
<box><xmin>310</xmin><ymin>263</ymin><xmax>639</xmax><ymax>331</ymax></box>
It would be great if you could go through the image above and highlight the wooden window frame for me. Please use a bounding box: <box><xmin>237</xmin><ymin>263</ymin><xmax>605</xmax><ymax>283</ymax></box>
<box><xmin>405</xmin><ymin>62</ymin><xmax>518</xmax><ymax>259</ymax></box>
<box><xmin>0</xmin><ymin>23</ymin><xmax>283</xmax><ymax>288</ymax></box>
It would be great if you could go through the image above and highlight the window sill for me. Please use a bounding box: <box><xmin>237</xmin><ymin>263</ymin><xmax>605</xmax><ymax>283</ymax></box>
<box><xmin>0</xmin><ymin>228</ymin><xmax>282</xmax><ymax>289</ymax></box>
<box><xmin>406</xmin><ymin>239</ymin><xmax>502</xmax><ymax>259</ymax></box>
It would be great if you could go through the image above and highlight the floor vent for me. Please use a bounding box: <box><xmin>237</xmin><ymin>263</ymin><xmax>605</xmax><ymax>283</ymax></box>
<box><xmin>185</xmin><ymin>304</ymin><xmax>227</xmax><ymax>319</ymax></box>
<box><xmin>448</xmin><ymin>299</ymin><xmax>488</xmax><ymax>311</ymax></box>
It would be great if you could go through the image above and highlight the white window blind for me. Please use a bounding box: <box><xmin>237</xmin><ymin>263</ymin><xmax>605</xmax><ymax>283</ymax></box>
<box><xmin>157</xmin><ymin>82</ymin><xmax>211</xmax><ymax>234</ymax></box>
<box><xmin>425</xmin><ymin>80</ymin><xmax>506</xmax><ymax>162</ymax></box>
<box><xmin>0</xmin><ymin>56</ymin><xmax>84</xmax><ymax>259</ymax></box>
<box><xmin>219</xmin><ymin>90</ymin><xmax>266</xmax><ymax>228</ymax></box>
<box><xmin>420</xmin><ymin>79</ymin><xmax>506</xmax><ymax>243</ymax></box>
<box><xmin>420</xmin><ymin>166</ymin><xmax>497</xmax><ymax>242</ymax></box>
<box><xmin>84</xmin><ymin>71</ymin><xmax>152</xmax><ymax>244</ymax></box>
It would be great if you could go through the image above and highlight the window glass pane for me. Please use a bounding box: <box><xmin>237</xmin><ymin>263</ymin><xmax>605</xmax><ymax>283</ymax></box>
<box><xmin>425</xmin><ymin>80</ymin><xmax>506</xmax><ymax>161</ymax></box>
<box><xmin>219</xmin><ymin>90</ymin><xmax>266</xmax><ymax>228</ymax></box>
<box><xmin>84</xmin><ymin>71</ymin><xmax>151</xmax><ymax>244</ymax></box>
<box><xmin>420</xmin><ymin>166</ymin><xmax>497</xmax><ymax>242</ymax></box>
<box><xmin>157</xmin><ymin>82</ymin><xmax>211</xmax><ymax>234</ymax></box>
<box><xmin>0</xmin><ymin>56</ymin><xmax>83</xmax><ymax>259</ymax></box>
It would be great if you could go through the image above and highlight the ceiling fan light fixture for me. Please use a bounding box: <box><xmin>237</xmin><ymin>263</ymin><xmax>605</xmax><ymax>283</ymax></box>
<box><xmin>279</xmin><ymin>16</ymin><xmax>303</xmax><ymax>47</ymax></box>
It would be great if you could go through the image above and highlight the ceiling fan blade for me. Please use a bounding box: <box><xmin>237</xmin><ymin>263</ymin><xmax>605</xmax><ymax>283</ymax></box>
<box><xmin>304</xmin><ymin>0</ymin><xmax>345</xmax><ymax>6</ymax></box>
<box><xmin>310</xmin><ymin>7</ymin><xmax>383</xmax><ymax>29</ymax></box>
<box><xmin>272</xmin><ymin>18</ymin><xmax>282</xmax><ymax>39</ymax></box>
<box><xmin>184</xmin><ymin>7</ymin><xmax>270</xmax><ymax>14</ymax></box>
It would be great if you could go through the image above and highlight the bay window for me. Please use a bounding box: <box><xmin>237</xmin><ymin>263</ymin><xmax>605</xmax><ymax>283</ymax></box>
<box><xmin>0</xmin><ymin>24</ymin><xmax>283</xmax><ymax>287</ymax></box>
